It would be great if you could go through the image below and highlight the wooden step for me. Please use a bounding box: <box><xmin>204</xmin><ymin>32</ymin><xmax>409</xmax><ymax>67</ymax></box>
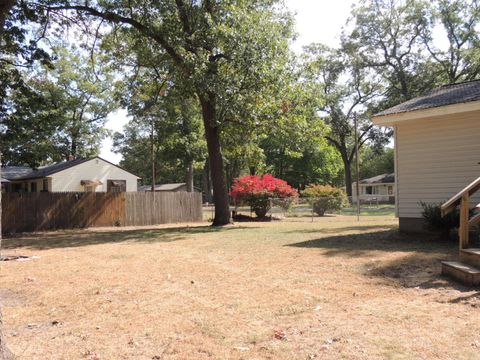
<box><xmin>460</xmin><ymin>248</ymin><xmax>480</xmax><ymax>268</ymax></box>
<box><xmin>441</xmin><ymin>261</ymin><xmax>480</xmax><ymax>286</ymax></box>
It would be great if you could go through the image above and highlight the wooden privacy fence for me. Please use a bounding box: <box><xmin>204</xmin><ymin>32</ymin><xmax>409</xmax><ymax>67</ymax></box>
<box><xmin>2</xmin><ymin>192</ymin><xmax>203</xmax><ymax>234</ymax></box>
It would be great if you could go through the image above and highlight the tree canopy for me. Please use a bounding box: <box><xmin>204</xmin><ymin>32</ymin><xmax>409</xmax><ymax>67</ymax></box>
<box><xmin>2</xmin><ymin>0</ymin><xmax>480</xmax><ymax>222</ymax></box>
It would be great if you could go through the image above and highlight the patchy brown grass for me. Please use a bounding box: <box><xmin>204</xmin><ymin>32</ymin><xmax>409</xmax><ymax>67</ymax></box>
<box><xmin>1</xmin><ymin>215</ymin><xmax>479</xmax><ymax>360</ymax></box>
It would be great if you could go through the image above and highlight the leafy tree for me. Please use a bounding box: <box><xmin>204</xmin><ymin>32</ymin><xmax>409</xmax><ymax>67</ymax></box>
<box><xmin>422</xmin><ymin>0</ymin><xmax>480</xmax><ymax>84</ymax></box>
<box><xmin>343</xmin><ymin>0</ymin><xmax>480</xmax><ymax>104</ymax></box>
<box><xmin>257</xmin><ymin>72</ymin><xmax>342</xmax><ymax>188</ymax></box>
<box><xmin>43</xmin><ymin>0</ymin><xmax>296</xmax><ymax>226</ymax></box>
<box><xmin>1</xmin><ymin>45</ymin><xmax>115</xmax><ymax>166</ymax></box>
<box><xmin>0</xmin><ymin>1</ymin><xmax>53</xmax><ymax>168</ymax></box>
<box><xmin>342</xmin><ymin>0</ymin><xmax>432</xmax><ymax>104</ymax></box>
<box><xmin>44</xmin><ymin>46</ymin><xmax>115</xmax><ymax>159</ymax></box>
<box><xmin>113</xmin><ymin>86</ymin><xmax>206</xmax><ymax>189</ymax></box>
<box><xmin>359</xmin><ymin>146</ymin><xmax>394</xmax><ymax>180</ymax></box>
<box><xmin>1</xmin><ymin>76</ymin><xmax>65</xmax><ymax>165</ymax></box>
<box><xmin>303</xmin><ymin>44</ymin><xmax>391</xmax><ymax>196</ymax></box>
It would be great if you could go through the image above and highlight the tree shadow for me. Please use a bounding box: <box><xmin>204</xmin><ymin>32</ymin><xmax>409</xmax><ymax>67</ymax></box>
<box><xmin>285</xmin><ymin>224</ymin><xmax>398</xmax><ymax>235</ymax></box>
<box><xmin>287</xmin><ymin>229</ymin><xmax>479</xmax><ymax>292</ymax></box>
<box><xmin>2</xmin><ymin>225</ymin><xmax>252</xmax><ymax>250</ymax></box>
<box><xmin>367</xmin><ymin>253</ymin><xmax>480</xmax><ymax>295</ymax></box>
<box><xmin>287</xmin><ymin>229</ymin><xmax>454</xmax><ymax>256</ymax></box>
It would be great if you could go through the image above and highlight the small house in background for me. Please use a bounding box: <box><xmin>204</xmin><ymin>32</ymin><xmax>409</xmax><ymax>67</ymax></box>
<box><xmin>372</xmin><ymin>80</ymin><xmax>480</xmax><ymax>233</ymax></box>
<box><xmin>352</xmin><ymin>173</ymin><xmax>395</xmax><ymax>204</ymax></box>
<box><xmin>1</xmin><ymin>157</ymin><xmax>140</xmax><ymax>192</ymax></box>
<box><xmin>139</xmin><ymin>183</ymin><xmax>201</xmax><ymax>192</ymax></box>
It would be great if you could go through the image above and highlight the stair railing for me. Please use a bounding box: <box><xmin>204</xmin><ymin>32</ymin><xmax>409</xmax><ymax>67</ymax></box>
<box><xmin>441</xmin><ymin>177</ymin><xmax>480</xmax><ymax>250</ymax></box>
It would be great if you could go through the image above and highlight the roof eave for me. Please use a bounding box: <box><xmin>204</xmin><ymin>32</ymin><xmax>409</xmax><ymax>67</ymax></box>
<box><xmin>372</xmin><ymin>100</ymin><xmax>480</xmax><ymax>126</ymax></box>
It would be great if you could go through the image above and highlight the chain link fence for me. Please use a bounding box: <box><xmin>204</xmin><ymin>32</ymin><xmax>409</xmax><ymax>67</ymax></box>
<box><xmin>203</xmin><ymin>196</ymin><xmax>395</xmax><ymax>222</ymax></box>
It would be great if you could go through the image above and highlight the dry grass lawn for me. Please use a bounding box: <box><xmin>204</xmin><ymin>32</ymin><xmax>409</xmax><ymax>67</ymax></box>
<box><xmin>1</xmin><ymin>215</ymin><xmax>479</xmax><ymax>360</ymax></box>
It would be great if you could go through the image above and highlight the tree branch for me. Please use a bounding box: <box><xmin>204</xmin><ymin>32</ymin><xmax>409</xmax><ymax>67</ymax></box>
<box><xmin>47</xmin><ymin>5</ymin><xmax>185</xmax><ymax>65</ymax></box>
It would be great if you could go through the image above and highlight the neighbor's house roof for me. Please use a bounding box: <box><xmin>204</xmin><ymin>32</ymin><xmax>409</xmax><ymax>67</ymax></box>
<box><xmin>373</xmin><ymin>79</ymin><xmax>480</xmax><ymax>125</ymax></box>
<box><xmin>1</xmin><ymin>166</ymin><xmax>32</xmax><ymax>180</ymax></box>
<box><xmin>358</xmin><ymin>173</ymin><xmax>395</xmax><ymax>185</ymax></box>
<box><xmin>139</xmin><ymin>183</ymin><xmax>200</xmax><ymax>192</ymax></box>
<box><xmin>2</xmin><ymin>157</ymin><xmax>140</xmax><ymax>181</ymax></box>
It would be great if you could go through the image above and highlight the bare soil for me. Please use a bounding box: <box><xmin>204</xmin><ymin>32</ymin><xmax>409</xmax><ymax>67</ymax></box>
<box><xmin>0</xmin><ymin>216</ymin><xmax>479</xmax><ymax>359</ymax></box>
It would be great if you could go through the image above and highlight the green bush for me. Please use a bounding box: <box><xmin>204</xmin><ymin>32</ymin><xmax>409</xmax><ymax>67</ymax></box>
<box><xmin>419</xmin><ymin>201</ymin><xmax>459</xmax><ymax>232</ymax></box>
<box><xmin>302</xmin><ymin>185</ymin><xmax>348</xmax><ymax>216</ymax></box>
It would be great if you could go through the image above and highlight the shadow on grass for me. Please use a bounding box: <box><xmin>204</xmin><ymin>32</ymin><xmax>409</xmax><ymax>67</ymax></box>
<box><xmin>287</xmin><ymin>229</ymin><xmax>452</xmax><ymax>256</ymax></box>
<box><xmin>285</xmin><ymin>224</ymin><xmax>397</xmax><ymax>235</ymax></box>
<box><xmin>367</xmin><ymin>253</ymin><xmax>480</xmax><ymax>294</ymax></box>
<box><xmin>288</xmin><ymin>228</ymin><xmax>480</xmax><ymax>292</ymax></box>
<box><xmin>2</xmin><ymin>225</ymin><xmax>252</xmax><ymax>250</ymax></box>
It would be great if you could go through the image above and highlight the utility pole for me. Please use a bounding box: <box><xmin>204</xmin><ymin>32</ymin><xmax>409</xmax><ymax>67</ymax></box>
<box><xmin>354</xmin><ymin>113</ymin><xmax>360</xmax><ymax>222</ymax></box>
<box><xmin>151</xmin><ymin>117</ymin><xmax>156</xmax><ymax>192</ymax></box>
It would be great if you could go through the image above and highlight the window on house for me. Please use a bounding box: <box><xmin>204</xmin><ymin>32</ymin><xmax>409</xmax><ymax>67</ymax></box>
<box><xmin>388</xmin><ymin>186</ymin><xmax>393</xmax><ymax>195</ymax></box>
<box><xmin>365</xmin><ymin>186</ymin><xmax>373</xmax><ymax>195</ymax></box>
<box><xmin>24</xmin><ymin>182</ymin><xmax>29</xmax><ymax>192</ymax></box>
<box><xmin>84</xmin><ymin>185</ymin><xmax>96</xmax><ymax>193</ymax></box>
<box><xmin>12</xmin><ymin>183</ymin><xmax>22</xmax><ymax>192</ymax></box>
<box><xmin>107</xmin><ymin>180</ymin><xmax>126</xmax><ymax>192</ymax></box>
<box><xmin>30</xmin><ymin>182</ymin><xmax>37</xmax><ymax>193</ymax></box>
<box><xmin>42</xmin><ymin>179</ymin><xmax>49</xmax><ymax>192</ymax></box>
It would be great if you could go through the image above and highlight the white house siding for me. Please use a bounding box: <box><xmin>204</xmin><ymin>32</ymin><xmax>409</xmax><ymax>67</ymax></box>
<box><xmin>50</xmin><ymin>158</ymin><xmax>139</xmax><ymax>192</ymax></box>
<box><xmin>396</xmin><ymin>110</ymin><xmax>480</xmax><ymax>219</ymax></box>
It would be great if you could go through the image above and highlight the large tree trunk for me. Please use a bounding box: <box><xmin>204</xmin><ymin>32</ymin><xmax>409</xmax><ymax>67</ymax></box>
<box><xmin>186</xmin><ymin>160</ymin><xmax>194</xmax><ymax>192</ymax></box>
<box><xmin>199</xmin><ymin>95</ymin><xmax>231</xmax><ymax>225</ymax></box>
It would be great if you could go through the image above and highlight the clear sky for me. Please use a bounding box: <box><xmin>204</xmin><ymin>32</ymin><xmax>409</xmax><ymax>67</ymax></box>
<box><xmin>99</xmin><ymin>0</ymin><xmax>355</xmax><ymax>164</ymax></box>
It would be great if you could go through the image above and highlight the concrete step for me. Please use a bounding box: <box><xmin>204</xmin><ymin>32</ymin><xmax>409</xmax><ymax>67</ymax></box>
<box><xmin>441</xmin><ymin>261</ymin><xmax>480</xmax><ymax>286</ymax></box>
<box><xmin>460</xmin><ymin>248</ymin><xmax>480</xmax><ymax>268</ymax></box>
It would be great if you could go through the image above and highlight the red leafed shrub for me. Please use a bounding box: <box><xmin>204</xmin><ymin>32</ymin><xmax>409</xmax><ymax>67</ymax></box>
<box><xmin>231</xmin><ymin>174</ymin><xmax>298</xmax><ymax>217</ymax></box>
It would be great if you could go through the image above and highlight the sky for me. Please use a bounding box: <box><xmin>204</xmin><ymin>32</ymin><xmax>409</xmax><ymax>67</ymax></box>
<box><xmin>99</xmin><ymin>1</ymin><xmax>355</xmax><ymax>164</ymax></box>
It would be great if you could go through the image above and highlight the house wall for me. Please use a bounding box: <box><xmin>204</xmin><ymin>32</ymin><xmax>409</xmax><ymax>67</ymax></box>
<box><xmin>396</xmin><ymin>110</ymin><xmax>480</xmax><ymax>223</ymax></box>
<box><xmin>50</xmin><ymin>158</ymin><xmax>139</xmax><ymax>192</ymax></box>
<box><xmin>351</xmin><ymin>183</ymin><xmax>395</xmax><ymax>202</ymax></box>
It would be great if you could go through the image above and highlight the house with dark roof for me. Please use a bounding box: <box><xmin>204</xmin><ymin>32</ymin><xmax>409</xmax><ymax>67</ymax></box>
<box><xmin>352</xmin><ymin>173</ymin><xmax>395</xmax><ymax>204</ymax></box>
<box><xmin>1</xmin><ymin>156</ymin><xmax>140</xmax><ymax>193</ymax></box>
<box><xmin>372</xmin><ymin>79</ymin><xmax>480</xmax><ymax>232</ymax></box>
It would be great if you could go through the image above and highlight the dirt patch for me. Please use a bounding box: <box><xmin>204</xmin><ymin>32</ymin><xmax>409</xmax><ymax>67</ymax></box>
<box><xmin>0</xmin><ymin>290</ymin><xmax>26</xmax><ymax>307</ymax></box>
